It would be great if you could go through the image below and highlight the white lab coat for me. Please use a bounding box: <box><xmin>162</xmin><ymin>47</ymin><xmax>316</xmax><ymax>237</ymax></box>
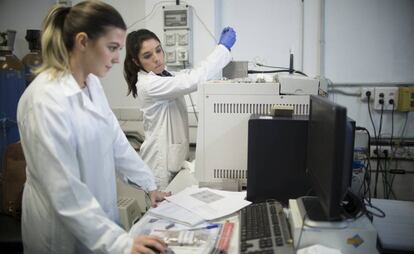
<box><xmin>17</xmin><ymin>71</ymin><xmax>157</xmax><ymax>254</ymax></box>
<box><xmin>136</xmin><ymin>45</ymin><xmax>232</xmax><ymax>190</ymax></box>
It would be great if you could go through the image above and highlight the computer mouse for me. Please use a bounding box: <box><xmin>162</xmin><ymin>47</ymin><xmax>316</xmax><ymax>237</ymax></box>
<box><xmin>165</xmin><ymin>247</ymin><xmax>175</xmax><ymax>254</ymax></box>
<box><xmin>148</xmin><ymin>246</ymin><xmax>175</xmax><ymax>254</ymax></box>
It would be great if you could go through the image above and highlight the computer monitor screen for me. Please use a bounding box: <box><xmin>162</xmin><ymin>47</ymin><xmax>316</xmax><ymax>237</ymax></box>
<box><xmin>306</xmin><ymin>95</ymin><xmax>355</xmax><ymax>221</ymax></box>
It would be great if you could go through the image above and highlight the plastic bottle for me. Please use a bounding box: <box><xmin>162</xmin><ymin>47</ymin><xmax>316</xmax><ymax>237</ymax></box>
<box><xmin>0</xmin><ymin>30</ymin><xmax>26</xmax><ymax>171</ymax></box>
<box><xmin>21</xmin><ymin>29</ymin><xmax>42</xmax><ymax>86</ymax></box>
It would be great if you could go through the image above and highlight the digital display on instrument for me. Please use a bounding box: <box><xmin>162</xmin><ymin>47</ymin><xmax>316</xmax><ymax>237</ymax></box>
<box><xmin>164</xmin><ymin>10</ymin><xmax>187</xmax><ymax>27</ymax></box>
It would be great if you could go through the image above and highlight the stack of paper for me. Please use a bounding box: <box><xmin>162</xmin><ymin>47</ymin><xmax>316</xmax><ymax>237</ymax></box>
<box><xmin>165</xmin><ymin>186</ymin><xmax>251</xmax><ymax>221</ymax></box>
<box><xmin>148</xmin><ymin>200</ymin><xmax>205</xmax><ymax>227</ymax></box>
<box><xmin>147</xmin><ymin>186</ymin><xmax>251</xmax><ymax>227</ymax></box>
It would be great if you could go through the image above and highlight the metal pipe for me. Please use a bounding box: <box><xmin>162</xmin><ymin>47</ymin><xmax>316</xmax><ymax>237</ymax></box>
<box><xmin>320</xmin><ymin>0</ymin><xmax>326</xmax><ymax>78</ymax></box>
<box><xmin>329</xmin><ymin>82</ymin><xmax>414</xmax><ymax>88</ymax></box>
<box><xmin>300</xmin><ymin>0</ymin><xmax>304</xmax><ymax>71</ymax></box>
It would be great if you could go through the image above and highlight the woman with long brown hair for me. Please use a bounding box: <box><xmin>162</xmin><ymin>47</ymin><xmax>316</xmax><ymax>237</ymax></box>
<box><xmin>124</xmin><ymin>27</ymin><xmax>236</xmax><ymax>190</ymax></box>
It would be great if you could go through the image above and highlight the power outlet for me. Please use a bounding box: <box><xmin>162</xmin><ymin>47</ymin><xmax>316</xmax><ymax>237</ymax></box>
<box><xmin>370</xmin><ymin>145</ymin><xmax>414</xmax><ymax>160</ymax></box>
<box><xmin>360</xmin><ymin>87</ymin><xmax>375</xmax><ymax>102</ymax></box>
<box><xmin>370</xmin><ymin>145</ymin><xmax>391</xmax><ymax>158</ymax></box>
<box><xmin>373</xmin><ymin>87</ymin><xmax>399</xmax><ymax>110</ymax></box>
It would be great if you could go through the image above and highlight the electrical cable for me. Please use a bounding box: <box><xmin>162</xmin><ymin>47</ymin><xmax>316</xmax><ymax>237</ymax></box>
<box><xmin>377</xmin><ymin>114</ymin><xmax>384</xmax><ymax>198</ymax></box>
<box><xmin>191</xmin><ymin>7</ymin><xmax>217</xmax><ymax>43</ymax></box>
<box><xmin>389</xmin><ymin>104</ymin><xmax>399</xmax><ymax>198</ymax></box>
<box><xmin>378</xmin><ymin>103</ymin><xmax>384</xmax><ymax>141</ymax></box>
<box><xmin>364</xmin><ymin>167</ymin><xmax>372</xmax><ymax>201</ymax></box>
<box><xmin>127</xmin><ymin>1</ymin><xmax>174</xmax><ymax>30</ymax></box>
<box><xmin>383</xmin><ymin>152</ymin><xmax>396</xmax><ymax>199</ymax></box>
<box><xmin>384</xmin><ymin>153</ymin><xmax>390</xmax><ymax>198</ymax></box>
<box><xmin>386</xmin><ymin>104</ymin><xmax>398</xmax><ymax>199</ymax></box>
<box><xmin>376</xmin><ymin>104</ymin><xmax>395</xmax><ymax>199</ymax></box>
<box><xmin>188</xmin><ymin>93</ymin><xmax>198</xmax><ymax>123</ymax></box>
<box><xmin>388</xmin><ymin>103</ymin><xmax>400</xmax><ymax>199</ymax></box>
<box><xmin>328</xmin><ymin>88</ymin><xmax>361</xmax><ymax>97</ymax></box>
<box><xmin>364</xmin><ymin>159</ymin><xmax>372</xmax><ymax>201</ymax></box>
<box><xmin>355</xmin><ymin>127</ymin><xmax>372</xmax><ymax>201</ymax></box>
<box><xmin>366</xmin><ymin>94</ymin><xmax>377</xmax><ymax>141</ymax></box>
<box><xmin>369</xmin><ymin>169</ymin><xmax>414</xmax><ymax>174</ymax></box>
<box><xmin>356</xmin><ymin>155</ymin><xmax>370</xmax><ymax>199</ymax></box>
<box><xmin>249</xmin><ymin>61</ymin><xmax>309</xmax><ymax>77</ymax></box>
<box><xmin>390</xmin><ymin>103</ymin><xmax>395</xmax><ymax>155</ymax></box>
<box><xmin>377</xmin><ymin>103</ymin><xmax>388</xmax><ymax>199</ymax></box>
<box><xmin>389</xmin><ymin>174</ymin><xmax>397</xmax><ymax>198</ymax></box>
<box><xmin>365</xmin><ymin>93</ymin><xmax>380</xmax><ymax>198</ymax></box>
<box><xmin>255</xmin><ymin>63</ymin><xmax>289</xmax><ymax>70</ymax></box>
<box><xmin>364</xmin><ymin>200</ymin><xmax>386</xmax><ymax>219</ymax></box>
<box><xmin>365</xmin><ymin>147</ymin><xmax>372</xmax><ymax>200</ymax></box>
<box><xmin>398</xmin><ymin>112</ymin><xmax>409</xmax><ymax>145</ymax></box>
<box><xmin>340</xmin><ymin>195</ymin><xmax>384</xmax><ymax>224</ymax></box>
<box><xmin>247</xmin><ymin>69</ymin><xmax>308</xmax><ymax>76</ymax></box>
<box><xmin>383</xmin><ymin>137</ymin><xmax>397</xmax><ymax>198</ymax></box>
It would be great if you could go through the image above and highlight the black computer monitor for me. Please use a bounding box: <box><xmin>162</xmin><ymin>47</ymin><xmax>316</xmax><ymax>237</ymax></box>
<box><xmin>305</xmin><ymin>95</ymin><xmax>355</xmax><ymax>221</ymax></box>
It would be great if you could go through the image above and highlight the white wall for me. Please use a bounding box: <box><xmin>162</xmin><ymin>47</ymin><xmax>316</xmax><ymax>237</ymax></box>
<box><xmin>325</xmin><ymin>0</ymin><xmax>414</xmax><ymax>83</ymax></box>
<box><xmin>219</xmin><ymin>0</ymin><xmax>303</xmax><ymax>69</ymax></box>
<box><xmin>303</xmin><ymin>0</ymin><xmax>322</xmax><ymax>78</ymax></box>
<box><xmin>0</xmin><ymin>0</ymin><xmax>54</xmax><ymax>57</ymax></box>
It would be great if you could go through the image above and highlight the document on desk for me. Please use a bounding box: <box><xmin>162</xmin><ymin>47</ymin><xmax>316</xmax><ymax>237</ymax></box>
<box><xmin>148</xmin><ymin>200</ymin><xmax>205</xmax><ymax>227</ymax></box>
<box><xmin>165</xmin><ymin>186</ymin><xmax>251</xmax><ymax>221</ymax></box>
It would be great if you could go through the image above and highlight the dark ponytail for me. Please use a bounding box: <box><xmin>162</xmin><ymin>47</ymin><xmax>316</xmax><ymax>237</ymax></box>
<box><xmin>124</xmin><ymin>29</ymin><xmax>161</xmax><ymax>98</ymax></box>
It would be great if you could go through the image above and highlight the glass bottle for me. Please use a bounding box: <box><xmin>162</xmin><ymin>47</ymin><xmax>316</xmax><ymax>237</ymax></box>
<box><xmin>21</xmin><ymin>29</ymin><xmax>42</xmax><ymax>86</ymax></box>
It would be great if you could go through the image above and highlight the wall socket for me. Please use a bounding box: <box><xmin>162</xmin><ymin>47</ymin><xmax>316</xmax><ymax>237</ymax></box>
<box><xmin>373</xmin><ymin>87</ymin><xmax>399</xmax><ymax>110</ymax></box>
<box><xmin>370</xmin><ymin>145</ymin><xmax>391</xmax><ymax>158</ymax></box>
<box><xmin>370</xmin><ymin>145</ymin><xmax>414</xmax><ymax>160</ymax></box>
<box><xmin>360</xmin><ymin>87</ymin><xmax>375</xmax><ymax>102</ymax></box>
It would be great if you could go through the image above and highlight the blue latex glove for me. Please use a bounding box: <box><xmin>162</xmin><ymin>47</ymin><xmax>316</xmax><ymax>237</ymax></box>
<box><xmin>219</xmin><ymin>27</ymin><xmax>236</xmax><ymax>50</ymax></box>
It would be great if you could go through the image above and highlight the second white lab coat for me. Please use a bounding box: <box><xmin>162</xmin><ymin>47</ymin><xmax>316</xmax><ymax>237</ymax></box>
<box><xmin>136</xmin><ymin>45</ymin><xmax>232</xmax><ymax>190</ymax></box>
<box><xmin>17</xmin><ymin>71</ymin><xmax>157</xmax><ymax>253</ymax></box>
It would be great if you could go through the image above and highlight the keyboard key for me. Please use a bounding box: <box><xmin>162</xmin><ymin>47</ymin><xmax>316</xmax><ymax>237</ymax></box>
<box><xmin>240</xmin><ymin>201</ymin><xmax>294</xmax><ymax>254</ymax></box>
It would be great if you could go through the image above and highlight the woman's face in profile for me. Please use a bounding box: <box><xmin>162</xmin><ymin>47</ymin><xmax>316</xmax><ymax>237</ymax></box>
<box><xmin>83</xmin><ymin>27</ymin><xmax>126</xmax><ymax>77</ymax></box>
<box><xmin>137</xmin><ymin>38</ymin><xmax>165</xmax><ymax>74</ymax></box>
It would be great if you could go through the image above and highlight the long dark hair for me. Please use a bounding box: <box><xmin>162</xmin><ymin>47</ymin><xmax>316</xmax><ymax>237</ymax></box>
<box><xmin>37</xmin><ymin>0</ymin><xmax>126</xmax><ymax>77</ymax></box>
<box><xmin>124</xmin><ymin>29</ymin><xmax>161</xmax><ymax>98</ymax></box>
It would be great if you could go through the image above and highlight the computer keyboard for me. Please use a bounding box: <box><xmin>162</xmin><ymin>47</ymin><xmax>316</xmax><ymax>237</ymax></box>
<box><xmin>240</xmin><ymin>200</ymin><xmax>294</xmax><ymax>254</ymax></box>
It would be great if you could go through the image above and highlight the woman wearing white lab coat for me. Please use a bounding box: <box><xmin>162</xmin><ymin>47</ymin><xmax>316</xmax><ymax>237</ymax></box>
<box><xmin>17</xmin><ymin>2</ymin><xmax>169</xmax><ymax>254</ymax></box>
<box><xmin>124</xmin><ymin>28</ymin><xmax>236</xmax><ymax>190</ymax></box>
